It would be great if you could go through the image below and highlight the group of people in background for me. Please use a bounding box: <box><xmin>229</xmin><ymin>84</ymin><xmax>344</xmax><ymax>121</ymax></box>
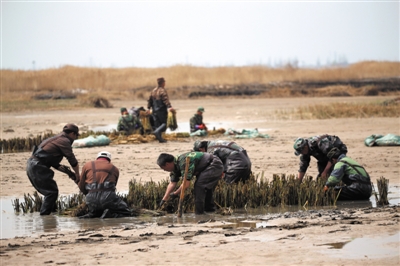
<box><xmin>26</xmin><ymin>77</ymin><xmax>373</xmax><ymax>218</ymax></box>
<box><xmin>117</xmin><ymin>77</ymin><xmax>208</xmax><ymax>142</ymax></box>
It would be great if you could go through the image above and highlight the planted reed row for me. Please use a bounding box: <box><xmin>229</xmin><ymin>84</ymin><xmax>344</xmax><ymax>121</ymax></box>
<box><xmin>12</xmin><ymin>174</ymin><xmax>391</xmax><ymax>215</ymax></box>
<box><xmin>0</xmin><ymin>129</ymin><xmax>192</xmax><ymax>153</ymax></box>
<box><xmin>0</xmin><ymin>133</ymin><xmax>54</xmax><ymax>153</ymax></box>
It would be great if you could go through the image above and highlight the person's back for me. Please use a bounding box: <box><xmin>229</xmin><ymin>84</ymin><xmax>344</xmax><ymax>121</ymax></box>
<box><xmin>194</xmin><ymin>139</ymin><xmax>251</xmax><ymax>184</ymax></box>
<box><xmin>325</xmin><ymin>148</ymin><xmax>371</xmax><ymax>200</ymax></box>
<box><xmin>207</xmin><ymin>140</ymin><xmax>244</xmax><ymax>164</ymax></box>
<box><xmin>78</xmin><ymin>151</ymin><xmax>131</xmax><ymax>218</ymax></box>
<box><xmin>327</xmin><ymin>155</ymin><xmax>370</xmax><ymax>187</ymax></box>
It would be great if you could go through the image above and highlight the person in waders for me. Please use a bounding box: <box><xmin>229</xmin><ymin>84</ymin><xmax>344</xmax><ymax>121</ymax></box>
<box><xmin>147</xmin><ymin>77</ymin><xmax>175</xmax><ymax>143</ymax></box>
<box><xmin>193</xmin><ymin>140</ymin><xmax>252</xmax><ymax>184</ymax></box>
<box><xmin>324</xmin><ymin>147</ymin><xmax>372</xmax><ymax>200</ymax></box>
<box><xmin>293</xmin><ymin>134</ymin><xmax>348</xmax><ymax>182</ymax></box>
<box><xmin>26</xmin><ymin>123</ymin><xmax>80</xmax><ymax>215</ymax></box>
<box><xmin>78</xmin><ymin>151</ymin><xmax>131</xmax><ymax>218</ymax></box>
<box><xmin>157</xmin><ymin>152</ymin><xmax>223</xmax><ymax>214</ymax></box>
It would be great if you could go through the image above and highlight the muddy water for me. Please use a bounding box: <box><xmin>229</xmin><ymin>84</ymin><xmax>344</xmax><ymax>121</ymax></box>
<box><xmin>321</xmin><ymin>232</ymin><xmax>400</xmax><ymax>259</ymax></box>
<box><xmin>2</xmin><ymin>186</ymin><xmax>399</xmax><ymax>240</ymax></box>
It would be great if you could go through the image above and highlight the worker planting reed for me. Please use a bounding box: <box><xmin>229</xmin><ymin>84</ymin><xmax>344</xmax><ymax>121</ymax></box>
<box><xmin>13</xmin><ymin>173</ymin><xmax>389</xmax><ymax>215</ymax></box>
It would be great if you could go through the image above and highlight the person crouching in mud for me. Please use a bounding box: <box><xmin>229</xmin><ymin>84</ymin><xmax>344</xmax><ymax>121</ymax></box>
<box><xmin>157</xmin><ymin>152</ymin><xmax>223</xmax><ymax>214</ymax></box>
<box><xmin>78</xmin><ymin>151</ymin><xmax>131</xmax><ymax>219</ymax></box>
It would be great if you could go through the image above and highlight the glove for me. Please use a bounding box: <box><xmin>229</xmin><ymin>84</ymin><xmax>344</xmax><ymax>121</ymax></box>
<box><xmin>58</xmin><ymin>165</ymin><xmax>76</xmax><ymax>181</ymax></box>
<box><xmin>170</xmin><ymin>192</ymin><xmax>179</xmax><ymax>200</ymax></box>
<box><xmin>195</xmin><ymin>124</ymin><xmax>205</xmax><ymax>130</ymax></box>
<box><xmin>323</xmin><ymin>185</ymin><xmax>329</xmax><ymax>192</ymax></box>
<box><xmin>159</xmin><ymin>200</ymin><xmax>166</xmax><ymax>208</ymax></box>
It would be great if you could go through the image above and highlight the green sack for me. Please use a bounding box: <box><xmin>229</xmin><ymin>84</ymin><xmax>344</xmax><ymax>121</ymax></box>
<box><xmin>364</xmin><ymin>134</ymin><xmax>400</xmax><ymax>147</ymax></box>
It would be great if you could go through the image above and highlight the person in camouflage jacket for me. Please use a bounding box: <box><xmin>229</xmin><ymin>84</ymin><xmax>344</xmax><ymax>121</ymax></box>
<box><xmin>293</xmin><ymin>134</ymin><xmax>348</xmax><ymax>182</ymax></box>
<box><xmin>117</xmin><ymin>107</ymin><xmax>143</xmax><ymax>135</ymax></box>
<box><xmin>147</xmin><ymin>77</ymin><xmax>175</xmax><ymax>142</ymax></box>
<box><xmin>193</xmin><ymin>140</ymin><xmax>252</xmax><ymax>183</ymax></box>
<box><xmin>190</xmin><ymin>107</ymin><xmax>207</xmax><ymax>133</ymax></box>
<box><xmin>324</xmin><ymin>147</ymin><xmax>372</xmax><ymax>200</ymax></box>
<box><xmin>157</xmin><ymin>151</ymin><xmax>223</xmax><ymax>214</ymax></box>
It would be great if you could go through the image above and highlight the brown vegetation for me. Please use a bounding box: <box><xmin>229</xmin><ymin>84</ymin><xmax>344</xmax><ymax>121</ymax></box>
<box><xmin>1</xmin><ymin>61</ymin><xmax>399</xmax><ymax>112</ymax></box>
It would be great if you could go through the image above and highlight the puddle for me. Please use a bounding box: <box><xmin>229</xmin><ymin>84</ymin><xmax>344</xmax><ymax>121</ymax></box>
<box><xmin>1</xmin><ymin>186</ymin><xmax>399</xmax><ymax>239</ymax></box>
<box><xmin>322</xmin><ymin>233</ymin><xmax>400</xmax><ymax>259</ymax></box>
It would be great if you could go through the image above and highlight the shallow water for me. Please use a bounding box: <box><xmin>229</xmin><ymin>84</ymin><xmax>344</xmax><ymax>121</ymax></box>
<box><xmin>2</xmin><ymin>186</ymin><xmax>399</xmax><ymax>240</ymax></box>
<box><xmin>321</xmin><ymin>232</ymin><xmax>400</xmax><ymax>259</ymax></box>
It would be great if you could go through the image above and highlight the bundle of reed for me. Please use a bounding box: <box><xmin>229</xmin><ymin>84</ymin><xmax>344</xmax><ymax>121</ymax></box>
<box><xmin>139</xmin><ymin>111</ymin><xmax>153</xmax><ymax>133</ymax></box>
<box><xmin>207</xmin><ymin>128</ymin><xmax>226</xmax><ymax>136</ymax></box>
<box><xmin>111</xmin><ymin>134</ymin><xmax>152</xmax><ymax>144</ymax></box>
<box><xmin>167</xmin><ymin>110</ymin><xmax>178</xmax><ymax>131</ymax></box>
<box><xmin>377</xmin><ymin>177</ymin><xmax>389</xmax><ymax>205</ymax></box>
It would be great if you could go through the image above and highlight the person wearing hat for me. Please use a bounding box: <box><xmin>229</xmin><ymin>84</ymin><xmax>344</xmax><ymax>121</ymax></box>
<box><xmin>324</xmin><ymin>147</ymin><xmax>372</xmax><ymax>200</ymax></box>
<box><xmin>293</xmin><ymin>134</ymin><xmax>348</xmax><ymax>182</ymax></box>
<box><xmin>117</xmin><ymin>107</ymin><xmax>143</xmax><ymax>135</ymax></box>
<box><xmin>189</xmin><ymin>106</ymin><xmax>207</xmax><ymax>134</ymax></box>
<box><xmin>157</xmin><ymin>151</ymin><xmax>223</xmax><ymax>214</ymax></box>
<box><xmin>193</xmin><ymin>139</ymin><xmax>252</xmax><ymax>184</ymax></box>
<box><xmin>26</xmin><ymin>123</ymin><xmax>81</xmax><ymax>215</ymax></box>
<box><xmin>147</xmin><ymin>77</ymin><xmax>175</xmax><ymax>143</ymax></box>
<box><xmin>78</xmin><ymin>151</ymin><xmax>131</xmax><ymax>218</ymax></box>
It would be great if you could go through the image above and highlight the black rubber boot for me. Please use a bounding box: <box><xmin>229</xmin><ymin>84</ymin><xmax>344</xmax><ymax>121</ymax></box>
<box><xmin>153</xmin><ymin>123</ymin><xmax>167</xmax><ymax>143</ymax></box>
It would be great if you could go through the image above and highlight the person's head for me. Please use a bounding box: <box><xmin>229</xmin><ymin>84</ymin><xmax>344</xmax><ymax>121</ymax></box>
<box><xmin>120</xmin><ymin>107</ymin><xmax>128</xmax><ymax>115</ymax></box>
<box><xmin>97</xmin><ymin>151</ymin><xmax>112</xmax><ymax>162</ymax></box>
<box><xmin>157</xmin><ymin>153</ymin><xmax>175</xmax><ymax>172</ymax></box>
<box><xmin>293</xmin><ymin>137</ymin><xmax>308</xmax><ymax>156</ymax></box>
<box><xmin>193</xmin><ymin>140</ymin><xmax>208</xmax><ymax>152</ymax></box>
<box><xmin>197</xmin><ymin>106</ymin><xmax>205</xmax><ymax>115</ymax></box>
<box><xmin>157</xmin><ymin>77</ymin><xmax>166</xmax><ymax>87</ymax></box>
<box><xmin>327</xmin><ymin>147</ymin><xmax>342</xmax><ymax>164</ymax></box>
<box><xmin>63</xmin><ymin>123</ymin><xmax>80</xmax><ymax>139</ymax></box>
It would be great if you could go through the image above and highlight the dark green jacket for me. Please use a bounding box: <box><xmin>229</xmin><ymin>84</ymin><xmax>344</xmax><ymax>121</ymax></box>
<box><xmin>190</xmin><ymin>114</ymin><xmax>204</xmax><ymax>133</ymax></box>
<box><xmin>170</xmin><ymin>152</ymin><xmax>213</xmax><ymax>182</ymax></box>
<box><xmin>117</xmin><ymin>114</ymin><xmax>142</xmax><ymax>133</ymax></box>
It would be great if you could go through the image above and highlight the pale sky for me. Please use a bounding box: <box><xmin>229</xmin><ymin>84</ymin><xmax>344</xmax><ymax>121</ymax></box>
<box><xmin>1</xmin><ymin>0</ymin><xmax>399</xmax><ymax>70</ymax></box>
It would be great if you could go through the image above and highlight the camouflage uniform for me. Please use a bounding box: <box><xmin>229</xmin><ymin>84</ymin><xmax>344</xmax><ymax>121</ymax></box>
<box><xmin>147</xmin><ymin>86</ymin><xmax>172</xmax><ymax>131</ymax></box>
<box><xmin>326</xmin><ymin>154</ymin><xmax>372</xmax><ymax>200</ymax></box>
<box><xmin>299</xmin><ymin>134</ymin><xmax>347</xmax><ymax>176</ymax></box>
<box><xmin>199</xmin><ymin>140</ymin><xmax>252</xmax><ymax>184</ymax></box>
<box><xmin>170</xmin><ymin>151</ymin><xmax>223</xmax><ymax>214</ymax></box>
<box><xmin>117</xmin><ymin>114</ymin><xmax>143</xmax><ymax>135</ymax></box>
<box><xmin>190</xmin><ymin>114</ymin><xmax>204</xmax><ymax>133</ymax></box>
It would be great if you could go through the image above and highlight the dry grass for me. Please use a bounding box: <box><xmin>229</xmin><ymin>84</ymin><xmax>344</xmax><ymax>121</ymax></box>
<box><xmin>1</xmin><ymin>61</ymin><xmax>399</xmax><ymax>112</ymax></box>
<box><xmin>296</xmin><ymin>100</ymin><xmax>400</xmax><ymax>119</ymax></box>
